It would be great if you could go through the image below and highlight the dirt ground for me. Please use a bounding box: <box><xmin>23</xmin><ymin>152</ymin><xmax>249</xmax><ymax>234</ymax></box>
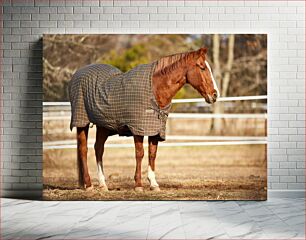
<box><xmin>43</xmin><ymin>145</ymin><xmax>267</xmax><ymax>200</ymax></box>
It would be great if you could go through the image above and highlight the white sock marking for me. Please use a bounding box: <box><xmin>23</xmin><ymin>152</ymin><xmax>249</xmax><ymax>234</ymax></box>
<box><xmin>97</xmin><ymin>161</ymin><xmax>106</xmax><ymax>186</ymax></box>
<box><xmin>148</xmin><ymin>166</ymin><xmax>159</xmax><ymax>187</ymax></box>
<box><xmin>205</xmin><ymin>60</ymin><xmax>220</xmax><ymax>97</ymax></box>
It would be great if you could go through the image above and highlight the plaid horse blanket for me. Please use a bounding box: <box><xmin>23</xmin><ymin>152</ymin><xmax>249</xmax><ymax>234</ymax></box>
<box><xmin>68</xmin><ymin>62</ymin><xmax>171</xmax><ymax>141</ymax></box>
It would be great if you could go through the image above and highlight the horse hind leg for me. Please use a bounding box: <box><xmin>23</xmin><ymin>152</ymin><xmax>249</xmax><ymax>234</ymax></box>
<box><xmin>94</xmin><ymin>126</ymin><xmax>109</xmax><ymax>191</ymax></box>
<box><xmin>77</xmin><ymin>124</ymin><xmax>92</xmax><ymax>190</ymax></box>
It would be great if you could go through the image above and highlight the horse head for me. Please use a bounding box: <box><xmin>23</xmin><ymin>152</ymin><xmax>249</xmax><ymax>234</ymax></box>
<box><xmin>186</xmin><ymin>47</ymin><xmax>220</xmax><ymax>104</ymax></box>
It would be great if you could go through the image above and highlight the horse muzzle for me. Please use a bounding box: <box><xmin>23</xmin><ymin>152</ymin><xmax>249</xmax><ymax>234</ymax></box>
<box><xmin>205</xmin><ymin>93</ymin><xmax>217</xmax><ymax>104</ymax></box>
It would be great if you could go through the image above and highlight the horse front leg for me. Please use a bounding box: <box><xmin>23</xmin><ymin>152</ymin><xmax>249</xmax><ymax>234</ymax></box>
<box><xmin>77</xmin><ymin>124</ymin><xmax>92</xmax><ymax>190</ymax></box>
<box><xmin>94</xmin><ymin>126</ymin><xmax>109</xmax><ymax>191</ymax></box>
<box><xmin>148</xmin><ymin>136</ymin><xmax>160</xmax><ymax>191</ymax></box>
<box><xmin>133</xmin><ymin>135</ymin><xmax>144</xmax><ymax>192</ymax></box>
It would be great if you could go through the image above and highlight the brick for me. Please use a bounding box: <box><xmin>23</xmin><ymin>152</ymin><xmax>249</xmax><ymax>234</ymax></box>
<box><xmin>288</xmin><ymin>155</ymin><xmax>304</xmax><ymax>162</ymax></box>
<box><xmin>3</xmin><ymin>6</ymin><xmax>21</xmax><ymax>13</ymax></box>
<box><xmin>168</xmin><ymin>14</ymin><xmax>184</xmax><ymax>21</ymax></box>
<box><xmin>272</xmin><ymin>169</ymin><xmax>289</xmax><ymax>176</ymax></box>
<box><xmin>114</xmin><ymin>0</ymin><xmax>130</xmax><ymax>6</ymax></box>
<box><xmin>280</xmin><ymin>162</ymin><xmax>296</xmax><ymax>169</ymax></box>
<box><xmin>297</xmin><ymin>176</ymin><xmax>305</xmax><ymax>182</ymax></box>
<box><xmin>138</xmin><ymin>7</ymin><xmax>157</xmax><ymax>13</ymax></box>
<box><xmin>12</xmin><ymin>14</ymin><xmax>31</xmax><ymax>20</ymax></box>
<box><xmin>121</xmin><ymin>7</ymin><xmax>138</xmax><ymax>13</ymax></box>
<box><xmin>218</xmin><ymin>13</ymin><xmax>244</xmax><ymax>21</ymax></box>
<box><xmin>158</xmin><ymin>20</ymin><xmax>177</xmax><ymax>28</ymax></box>
<box><xmin>83</xmin><ymin>14</ymin><xmax>99</xmax><ymax>20</ymax></box>
<box><xmin>4</xmin><ymin>176</ymin><xmax>20</xmax><ymax>183</ymax></box>
<box><xmin>251</xmin><ymin>7</ymin><xmax>279</xmax><ymax>14</ymax></box>
<box><xmin>20</xmin><ymin>177</ymin><xmax>37</xmax><ymax>183</ymax></box>
<box><xmin>139</xmin><ymin>21</ymin><xmax>158</xmax><ymax>28</ymax></box>
<box><xmin>73</xmin><ymin>7</ymin><xmax>90</xmax><ymax>14</ymax></box>
<box><xmin>21</xmin><ymin>21</ymin><xmax>39</xmax><ymax>28</ymax></box>
<box><xmin>32</xmin><ymin>13</ymin><xmax>50</xmax><ymax>20</ymax></box>
<box><xmin>90</xmin><ymin>7</ymin><xmax>103</xmax><ymax>13</ymax></box>
<box><xmin>271</xmin><ymin>183</ymin><xmax>287</xmax><ymax>189</ymax></box>
<box><xmin>177</xmin><ymin>7</ymin><xmax>196</xmax><ymax>14</ymax></box>
<box><xmin>12</xmin><ymin>170</ymin><xmax>28</xmax><ymax>177</ymax></box>
<box><xmin>289</xmin><ymin>169</ymin><xmax>305</xmax><ymax>176</ymax></box>
<box><xmin>158</xmin><ymin>7</ymin><xmax>176</xmax><ymax>14</ymax></box>
<box><xmin>104</xmin><ymin>7</ymin><xmax>121</xmax><ymax>13</ymax></box>
<box><xmin>12</xmin><ymin>0</ymin><xmax>34</xmax><ymax>6</ymax></box>
<box><xmin>195</xmin><ymin>8</ymin><xmax>209</xmax><ymax>14</ymax></box>
<box><xmin>114</xmin><ymin>14</ymin><xmax>130</xmax><ymax>20</ymax></box>
<box><xmin>12</xmin><ymin>183</ymin><xmax>29</xmax><ymax>189</ymax></box>
<box><xmin>150</xmin><ymin>14</ymin><xmax>167</xmax><ymax>21</ymax></box>
<box><xmin>57</xmin><ymin>6</ymin><xmax>73</xmax><ymax>14</ymax></box>
<box><xmin>148</xmin><ymin>0</ymin><xmax>167</xmax><ymax>6</ymax></box>
<box><xmin>280</xmin><ymin>176</ymin><xmax>296</xmax><ymax>183</ymax></box>
<box><xmin>65</xmin><ymin>0</ymin><xmax>82</xmax><ymax>6</ymax></box>
<box><xmin>83</xmin><ymin>0</ymin><xmax>99</xmax><ymax>6</ymax></box>
<box><xmin>35</xmin><ymin>0</ymin><xmax>49</xmax><ymax>6</ymax></box>
<box><xmin>184</xmin><ymin>14</ymin><xmax>202</xmax><ymax>21</ymax></box>
<box><xmin>74</xmin><ymin>21</ymin><xmax>90</xmax><ymax>28</ymax></box>
<box><xmin>268</xmin><ymin>176</ymin><xmax>279</xmax><ymax>183</ymax></box>
<box><xmin>91</xmin><ymin>21</ymin><xmax>108</xmax><ymax>28</ymax></box>
<box><xmin>289</xmin><ymin>135</ymin><xmax>305</xmax><ymax>142</ymax></box>
<box><xmin>269</xmin><ymin>162</ymin><xmax>279</xmax><ymax>169</ymax></box>
<box><xmin>131</xmin><ymin>0</ymin><xmax>148</xmax><ymax>6</ymax></box>
<box><xmin>12</xmin><ymin>28</ymin><xmax>31</xmax><ymax>35</ymax></box>
<box><xmin>279</xmin><ymin>6</ymin><xmax>297</xmax><ymax>14</ymax></box>
<box><xmin>39</xmin><ymin>6</ymin><xmax>57</xmax><ymax>13</ymax></box>
<box><xmin>21</xmin><ymin>6</ymin><xmax>39</xmax><ymax>13</ymax></box>
<box><xmin>130</xmin><ymin>14</ymin><xmax>149</xmax><ymax>20</ymax></box>
<box><xmin>58</xmin><ymin>21</ymin><xmax>73</xmax><ymax>28</ymax></box>
<box><xmin>100</xmin><ymin>14</ymin><xmax>113</xmax><ymax>20</ymax></box>
<box><xmin>210</xmin><ymin>21</ymin><xmax>234</xmax><ymax>28</ymax></box>
<box><xmin>65</xmin><ymin>14</ymin><xmax>83</xmax><ymax>20</ymax></box>
<box><xmin>49</xmin><ymin>0</ymin><xmax>66</xmax><ymax>6</ymax></box>
<box><xmin>288</xmin><ymin>183</ymin><xmax>305</xmax><ymax>189</ymax></box>
<box><xmin>121</xmin><ymin>20</ymin><xmax>139</xmax><ymax>28</ymax></box>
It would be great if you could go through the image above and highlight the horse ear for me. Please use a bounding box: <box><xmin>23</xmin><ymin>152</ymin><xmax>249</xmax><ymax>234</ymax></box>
<box><xmin>195</xmin><ymin>48</ymin><xmax>207</xmax><ymax>68</ymax></box>
<box><xmin>199</xmin><ymin>47</ymin><xmax>208</xmax><ymax>55</ymax></box>
<box><xmin>195</xmin><ymin>47</ymin><xmax>207</xmax><ymax>59</ymax></box>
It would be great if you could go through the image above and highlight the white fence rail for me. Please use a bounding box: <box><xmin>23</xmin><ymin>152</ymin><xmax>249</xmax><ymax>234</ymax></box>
<box><xmin>44</xmin><ymin>140</ymin><xmax>267</xmax><ymax>150</ymax></box>
<box><xmin>43</xmin><ymin>113</ymin><xmax>267</xmax><ymax>121</ymax></box>
<box><xmin>43</xmin><ymin>95</ymin><xmax>267</xmax><ymax>106</ymax></box>
<box><xmin>43</xmin><ymin>95</ymin><xmax>267</xmax><ymax>149</ymax></box>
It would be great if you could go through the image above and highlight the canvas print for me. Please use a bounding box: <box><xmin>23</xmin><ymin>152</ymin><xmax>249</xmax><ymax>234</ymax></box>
<box><xmin>43</xmin><ymin>34</ymin><xmax>267</xmax><ymax>200</ymax></box>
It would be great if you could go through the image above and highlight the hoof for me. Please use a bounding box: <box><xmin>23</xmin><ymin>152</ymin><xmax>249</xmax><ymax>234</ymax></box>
<box><xmin>85</xmin><ymin>185</ymin><xmax>94</xmax><ymax>191</ymax></box>
<box><xmin>98</xmin><ymin>184</ymin><xmax>109</xmax><ymax>191</ymax></box>
<box><xmin>150</xmin><ymin>186</ymin><xmax>160</xmax><ymax>192</ymax></box>
<box><xmin>134</xmin><ymin>186</ymin><xmax>144</xmax><ymax>192</ymax></box>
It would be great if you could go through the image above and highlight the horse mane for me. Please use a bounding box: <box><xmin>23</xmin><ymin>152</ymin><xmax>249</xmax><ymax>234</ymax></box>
<box><xmin>154</xmin><ymin>50</ymin><xmax>199</xmax><ymax>76</ymax></box>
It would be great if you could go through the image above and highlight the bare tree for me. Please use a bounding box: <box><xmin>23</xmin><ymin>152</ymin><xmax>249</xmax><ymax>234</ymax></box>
<box><xmin>210</xmin><ymin>34</ymin><xmax>235</xmax><ymax>134</ymax></box>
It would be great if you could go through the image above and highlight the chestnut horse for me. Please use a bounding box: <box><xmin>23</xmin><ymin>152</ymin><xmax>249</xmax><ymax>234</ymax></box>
<box><xmin>76</xmin><ymin>47</ymin><xmax>219</xmax><ymax>191</ymax></box>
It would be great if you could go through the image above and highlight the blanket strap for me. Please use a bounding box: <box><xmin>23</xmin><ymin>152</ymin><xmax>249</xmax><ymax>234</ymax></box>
<box><xmin>150</xmin><ymin>99</ymin><xmax>171</xmax><ymax>122</ymax></box>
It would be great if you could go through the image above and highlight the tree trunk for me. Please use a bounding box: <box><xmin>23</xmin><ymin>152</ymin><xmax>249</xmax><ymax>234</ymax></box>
<box><xmin>221</xmin><ymin>35</ymin><xmax>235</xmax><ymax>97</ymax></box>
<box><xmin>210</xmin><ymin>34</ymin><xmax>223</xmax><ymax>134</ymax></box>
<box><xmin>210</xmin><ymin>34</ymin><xmax>235</xmax><ymax>135</ymax></box>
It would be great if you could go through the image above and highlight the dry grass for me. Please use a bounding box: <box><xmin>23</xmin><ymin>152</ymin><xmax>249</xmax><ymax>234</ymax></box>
<box><xmin>43</xmin><ymin>145</ymin><xmax>267</xmax><ymax>200</ymax></box>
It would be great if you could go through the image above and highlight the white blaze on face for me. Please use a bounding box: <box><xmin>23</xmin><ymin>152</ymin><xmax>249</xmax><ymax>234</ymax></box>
<box><xmin>205</xmin><ymin>60</ymin><xmax>220</xmax><ymax>97</ymax></box>
<box><xmin>148</xmin><ymin>166</ymin><xmax>159</xmax><ymax>187</ymax></box>
<box><xmin>97</xmin><ymin>161</ymin><xmax>106</xmax><ymax>186</ymax></box>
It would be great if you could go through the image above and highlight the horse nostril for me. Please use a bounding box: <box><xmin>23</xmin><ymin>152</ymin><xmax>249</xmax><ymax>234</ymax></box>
<box><xmin>213</xmin><ymin>92</ymin><xmax>217</xmax><ymax>99</ymax></box>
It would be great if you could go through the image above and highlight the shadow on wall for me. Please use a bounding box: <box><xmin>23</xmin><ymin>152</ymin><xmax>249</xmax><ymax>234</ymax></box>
<box><xmin>3</xmin><ymin>38</ymin><xmax>44</xmax><ymax>200</ymax></box>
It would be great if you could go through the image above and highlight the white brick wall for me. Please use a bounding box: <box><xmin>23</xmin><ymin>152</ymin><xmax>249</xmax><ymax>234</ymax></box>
<box><xmin>1</xmin><ymin>0</ymin><xmax>305</xmax><ymax>197</ymax></box>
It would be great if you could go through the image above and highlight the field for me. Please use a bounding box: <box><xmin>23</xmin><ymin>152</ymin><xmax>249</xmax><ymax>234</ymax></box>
<box><xmin>43</xmin><ymin>144</ymin><xmax>267</xmax><ymax>200</ymax></box>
